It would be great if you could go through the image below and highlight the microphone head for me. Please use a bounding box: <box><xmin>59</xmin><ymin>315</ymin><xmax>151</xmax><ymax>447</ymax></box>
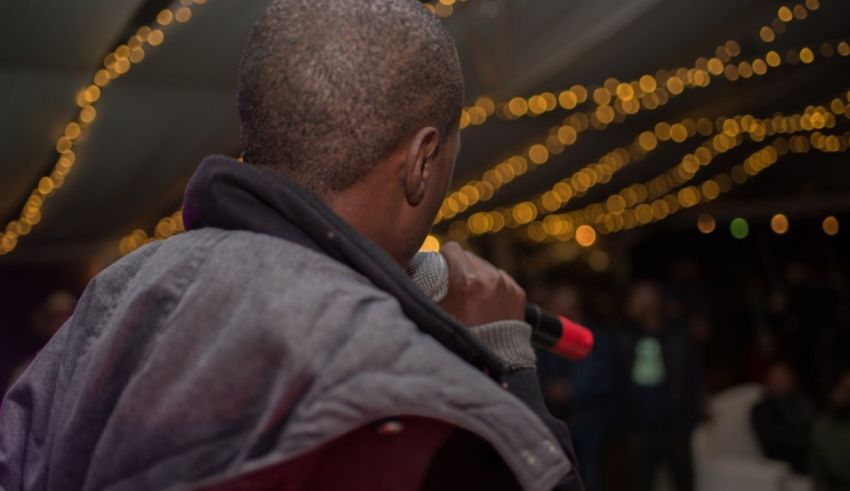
<box><xmin>407</xmin><ymin>252</ymin><xmax>449</xmax><ymax>302</ymax></box>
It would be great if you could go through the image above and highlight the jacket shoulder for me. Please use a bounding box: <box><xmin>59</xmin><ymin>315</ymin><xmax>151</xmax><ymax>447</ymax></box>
<box><xmin>171</xmin><ymin>228</ymin><xmax>386</xmax><ymax>298</ymax></box>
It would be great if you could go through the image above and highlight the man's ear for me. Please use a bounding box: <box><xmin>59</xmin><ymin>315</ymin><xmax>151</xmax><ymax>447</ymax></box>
<box><xmin>403</xmin><ymin>127</ymin><xmax>440</xmax><ymax>206</ymax></box>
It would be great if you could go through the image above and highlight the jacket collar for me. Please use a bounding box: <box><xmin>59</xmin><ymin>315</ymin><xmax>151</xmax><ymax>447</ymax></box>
<box><xmin>182</xmin><ymin>155</ymin><xmax>504</xmax><ymax>377</ymax></box>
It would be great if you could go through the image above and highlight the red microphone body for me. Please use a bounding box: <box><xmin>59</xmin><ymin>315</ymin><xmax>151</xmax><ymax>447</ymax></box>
<box><xmin>525</xmin><ymin>304</ymin><xmax>594</xmax><ymax>361</ymax></box>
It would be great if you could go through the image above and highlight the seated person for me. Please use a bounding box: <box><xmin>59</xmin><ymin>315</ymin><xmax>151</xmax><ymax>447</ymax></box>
<box><xmin>750</xmin><ymin>361</ymin><xmax>815</xmax><ymax>473</ymax></box>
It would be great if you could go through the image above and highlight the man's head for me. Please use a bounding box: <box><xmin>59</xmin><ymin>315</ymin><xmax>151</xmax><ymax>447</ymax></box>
<box><xmin>626</xmin><ymin>280</ymin><xmax>664</xmax><ymax>331</ymax></box>
<box><xmin>238</xmin><ymin>0</ymin><xmax>464</xmax><ymax>263</ymax></box>
<box><xmin>764</xmin><ymin>361</ymin><xmax>797</xmax><ymax>398</ymax></box>
<box><xmin>546</xmin><ymin>283</ymin><xmax>583</xmax><ymax>322</ymax></box>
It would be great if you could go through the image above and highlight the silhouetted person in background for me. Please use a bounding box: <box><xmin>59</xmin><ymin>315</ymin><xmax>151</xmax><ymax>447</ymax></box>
<box><xmin>538</xmin><ymin>282</ymin><xmax>615</xmax><ymax>491</ymax></box>
<box><xmin>617</xmin><ymin>280</ymin><xmax>700</xmax><ymax>491</ymax></box>
<box><xmin>750</xmin><ymin>360</ymin><xmax>815</xmax><ymax>473</ymax></box>
<box><xmin>810</xmin><ymin>369</ymin><xmax>850</xmax><ymax>491</ymax></box>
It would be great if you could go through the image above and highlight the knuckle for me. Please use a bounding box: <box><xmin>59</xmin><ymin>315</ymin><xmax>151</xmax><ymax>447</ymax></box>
<box><xmin>442</xmin><ymin>241</ymin><xmax>460</xmax><ymax>254</ymax></box>
<box><xmin>462</xmin><ymin>273</ymin><xmax>479</xmax><ymax>290</ymax></box>
<box><xmin>517</xmin><ymin>287</ymin><xmax>527</xmax><ymax>303</ymax></box>
<box><xmin>441</xmin><ymin>243</ymin><xmax>460</xmax><ymax>259</ymax></box>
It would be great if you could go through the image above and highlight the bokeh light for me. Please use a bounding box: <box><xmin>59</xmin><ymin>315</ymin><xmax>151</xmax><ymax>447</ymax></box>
<box><xmin>697</xmin><ymin>214</ymin><xmax>716</xmax><ymax>234</ymax></box>
<box><xmin>730</xmin><ymin>218</ymin><xmax>750</xmax><ymax>239</ymax></box>
<box><xmin>770</xmin><ymin>213</ymin><xmax>789</xmax><ymax>234</ymax></box>
<box><xmin>822</xmin><ymin>216</ymin><xmax>839</xmax><ymax>235</ymax></box>
<box><xmin>575</xmin><ymin>225</ymin><xmax>597</xmax><ymax>247</ymax></box>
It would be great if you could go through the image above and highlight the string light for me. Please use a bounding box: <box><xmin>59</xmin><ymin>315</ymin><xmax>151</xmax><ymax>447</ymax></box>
<box><xmin>514</xmin><ymin>132</ymin><xmax>850</xmax><ymax>244</ymax></box>
<box><xmin>442</xmin><ymin>37</ymin><xmax>849</xmax><ymax>225</ymax></box>
<box><xmin>458</xmin><ymin>0</ymin><xmax>820</xmax><ymax>129</ymax></box>
<box><xmin>119</xmin><ymin>156</ymin><xmax>249</xmax><ymax>255</ymax></box>
<box><xmin>522</xmin><ymin>127</ymin><xmax>848</xmax><ymax>243</ymax></box>
<box><xmin>443</xmin><ymin>14</ymin><xmax>836</xmax><ymax>233</ymax></box>
<box><xmin>455</xmin><ymin>97</ymin><xmax>846</xmax><ymax>238</ymax></box>
<box><xmin>118</xmin><ymin>210</ymin><xmax>186</xmax><ymax>256</ymax></box>
<box><xmin>759</xmin><ymin>1</ymin><xmax>819</xmax><ymax>44</ymax></box>
<box><xmin>0</xmin><ymin>1</ymin><xmax>206</xmax><ymax>256</ymax></box>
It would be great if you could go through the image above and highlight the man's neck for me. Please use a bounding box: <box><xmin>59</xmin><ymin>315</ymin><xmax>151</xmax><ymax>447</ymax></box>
<box><xmin>327</xmin><ymin>186</ymin><xmax>406</xmax><ymax>266</ymax></box>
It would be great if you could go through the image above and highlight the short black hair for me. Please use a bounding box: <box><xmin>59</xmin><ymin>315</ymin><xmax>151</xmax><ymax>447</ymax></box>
<box><xmin>238</xmin><ymin>0</ymin><xmax>464</xmax><ymax>198</ymax></box>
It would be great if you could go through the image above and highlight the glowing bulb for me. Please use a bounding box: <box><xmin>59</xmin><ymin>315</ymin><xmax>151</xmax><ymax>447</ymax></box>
<box><xmin>770</xmin><ymin>214</ymin><xmax>789</xmax><ymax>234</ymax></box>
<box><xmin>822</xmin><ymin>216</ymin><xmax>839</xmax><ymax>235</ymax></box>
<box><xmin>575</xmin><ymin>225</ymin><xmax>597</xmax><ymax>247</ymax></box>
<box><xmin>528</xmin><ymin>145</ymin><xmax>549</xmax><ymax>165</ymax></box>
<box><xmin>558</xmin><ymin>90</ymin><xmax>578</xmax><ymax>109</ymax></box>
<box><xmin>157</xmin><ymin>9</ymin><xmax>174</xmax><ymax>25</ymax></box>
<box><xmin>639</xmin><ymin>75</ymin><xmax>657</xmax><ymax>93</ymax></box>
<box><xmin>766</xmin><ymin>51</ymin><xmax>782</xmax><ymax>67</ymax></box>
<box><xmin>638</xmin><ymin>132</ymin><xmax>658</xmax><ymax>151</ymax></box>
<box><xmin>730</xmin><ymin>218</ymin><xmax>749</xmax><ymax>239</ymax></box>
<box><xmin>148</xmin><ymin>29</ymin><xmax>165</xmax><ymax>46</ymax></box>
<box><xmin>175</xmin><ymin>7</ymin><xmax>192</xmax><ymax>23</ymax></box>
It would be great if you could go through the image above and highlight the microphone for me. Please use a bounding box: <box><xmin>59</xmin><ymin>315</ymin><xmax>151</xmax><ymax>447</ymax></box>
<box><xmin>408</xmin><ymin>252</ymin><xmax>594</xmax><ymax>361</ymax></box>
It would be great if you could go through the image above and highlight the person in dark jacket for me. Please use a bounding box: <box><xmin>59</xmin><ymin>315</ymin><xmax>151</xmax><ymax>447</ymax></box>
<box><xmin>617</xmin><ymin>280</ymin><xmax>700</xmax><ymax>491</ymax></box>
<box><xmin>751</xmin><ymin>361</ymin><xmax>816</xmax><ymax>473</ymax></box>
<box><xmin>0</xmin><ymin>1</ymin><xmax>583</xmax><ymax>490</ymax></box>
<box><xmin>810</xmin><ymin>369</ymin><xmax>850</xmax><ymax>491</ymax></box>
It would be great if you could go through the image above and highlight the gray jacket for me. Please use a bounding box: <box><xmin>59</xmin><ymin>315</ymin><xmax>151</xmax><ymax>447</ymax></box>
<box><xmin>1</xmin><ymin>229</ymin><xmax>569</xmax><ymax>490</ymax></box>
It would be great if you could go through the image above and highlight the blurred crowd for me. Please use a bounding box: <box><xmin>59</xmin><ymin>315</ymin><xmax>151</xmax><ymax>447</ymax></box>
<box><xmin>530</xmin><ymin>250</ymin><xmax>850</xmax><ymax>491</ymax></box>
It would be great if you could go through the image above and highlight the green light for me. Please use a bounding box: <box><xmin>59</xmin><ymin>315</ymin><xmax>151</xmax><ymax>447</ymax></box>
<box><xmin>730</xmin><ymin>218</ymin><xmax>749</xmax><ymax>239</ymax></box>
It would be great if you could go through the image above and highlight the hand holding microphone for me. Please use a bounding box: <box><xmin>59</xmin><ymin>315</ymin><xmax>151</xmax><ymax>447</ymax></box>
<box><xmin>435</xmin><ymin>242</ymin><xmax>527</xmax><ymax>326</ymax></box>
<box><xmin>408</xmin><ymin>242</ymin><xmax>594</xmax><ymax>361</ymax></box>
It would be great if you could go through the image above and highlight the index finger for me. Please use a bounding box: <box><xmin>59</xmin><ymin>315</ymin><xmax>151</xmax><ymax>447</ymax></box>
<box><xmin>440</xmin><ymin>241</ymin><xmax>472</xmax><ymax>287</ymax></box>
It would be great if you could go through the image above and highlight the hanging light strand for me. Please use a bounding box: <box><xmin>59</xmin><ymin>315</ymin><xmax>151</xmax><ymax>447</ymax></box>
<box><xmin>455</xmin><ymin>94</ymin><xmax>849</xmax><ymax>238</ymax></box>
<box><xmin>459</xmin><ymin>0</ymin><xmax>822</xmax><ymax>128</ymax></box>
<box><xmin>519</xmin><ymin>130</ymin><xmax>850</xmax><ymax>244</ymax></box>
<box><xmin>438</xmin><ymin>38</ymin><xmax>849</xmax><ymax>226</ymax></box>
<box><xmin>0</xmin><ymin>0</ymin><xmax>207</xmax><ymax>256</ymax></box>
